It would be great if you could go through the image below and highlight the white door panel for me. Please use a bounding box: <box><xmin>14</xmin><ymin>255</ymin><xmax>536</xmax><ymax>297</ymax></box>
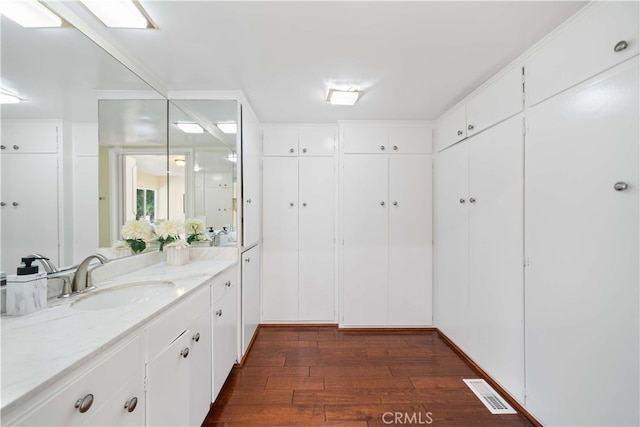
<box><xmin>299</xmin><ymin>127</ymin><xmax>335</xmax><ymax>156</ymax></box>
<box><xmin>263</xmin><ymin>127</ymin><xmax>298</xmax><ymax>156</ymax></box>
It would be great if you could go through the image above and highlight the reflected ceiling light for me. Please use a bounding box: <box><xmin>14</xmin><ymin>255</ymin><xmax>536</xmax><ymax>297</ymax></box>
<box><xmin>0</xmin><ymin>91</ymin><xmax>22</xmax><ymax>104</ymax></box>
<box><xmin>80</xmin><ymin>0</ymin><xmax>155</xmax><ymax>29</ymax></box>
<box><xmin>0</xmin><ymin>0</ymin><xmax>63</xmax><ymax>28</ymax></box>
<box><xmin>175</xmin><ymin>122</ymin><xmax>203</xmax><ymax>134</ymax></box>
<box><xmin>194</xmin><ymin>165</ymin><xmax>201</xmax><ymax>172</ymax></box>
<box><xmin>174</xmin><ymin>158</ymin><xmax>186</xmax><ymax>167</ymax></box>
<box><xmin>216</xmin><ymin>122</ymin><xmax>237</xmax><ymax>134</ymax></box>
<box><xmin>226</xmin><ymin>153</ymin><xmax>238</xmax><ymax>163</ymax></box>
<box><xmin>326</xmin><ymin>88</ymin><xmax>361</xmax><ymax>106</ymax></box>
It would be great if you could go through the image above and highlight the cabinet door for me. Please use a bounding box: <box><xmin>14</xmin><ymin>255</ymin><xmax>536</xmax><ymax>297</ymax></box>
<box><xmin>146</xmin><ymin>332</ymin><xmax>191</xmax><ymax>427</ymax></box>
<box><xmin>388</xmin><ymin>127</ymin><xmax>432</xmax><ymax>154</ymax></box>
<box><xmin>189</xmin><ymin>309</ymin><xmax>212</xmax><ymax>426</ymax></box>
<box><xmin>525</xmin><ymin>59</ymin><xmax>639</xmax><ymax>427</ymax></box>
<box><xmin>1</xmin><ymin>122</ymin><xmax>58</xmax><ymax>153</ymax></box>
<box><xmin>434</xmin><ymin>104</ymin><xmax>466</xmax><ymax>152</ymax></box>
<box><xmin>467</xmin><ymin>116</ymin><xmax>524</xmax><ymax>403</ymax></box>
<box><xmin>1</xmin><ymin>153</ymin><xmax>59</xmax><ymax>280</ymax></box>
<box><xmin>466</xmin><ymin>66</ymin><xmax>523</xmax><ymax>138</ymax></box>
<box><xmin>263</xmin><ymin>127</ymin><xmax>298</xmax><ymax>156</ymax></box>
<box><xmin>342</xmin><ymin>155</ymin><xmax>388</xmax><ymax>326</ymax></box>
<box><xmin>82</xmin><ymin>377</ymin><xmax>143</xmax><ymax>427</ymax></box>
<box><xmin>434</xmin><ymin>141</ymin><xmax>469</xmax><ymax>350</ymax></box>
<box><xmin>299</xmin><ymin>127</ymin><xmax>335</xmax><ymax>156</ymax></box>
<box><xmin>241</xmin><ymin>245</ymin><xmax>261</xmax><ymax>355</ymax></box>
<box><xmin>262</xmin><ymin>157</ymin><xmax>299</xmax><ymax>321</ymax></box>
<box><xmin>342</xmin><ymin>126</ymin><xmax>388</xmax><ymax>154</ymax></box>
<box><xmin>299</xmin><ymin>157</ymin><xmax>335</xmax><ymax>321</ymax></box>
<box><xmin>388</xmin><ymin>155</ymin><xmax>432</xmax><ymax>326</ymax></box>
<box><xmin>241</xmin><ymin>111</ymin><xmax>262</xmax><ymax>247</ymax></box>
<box><xmin>213</xmin><ymin>283</ymin><xmax>239</xmax><ymax>399</ymax></box>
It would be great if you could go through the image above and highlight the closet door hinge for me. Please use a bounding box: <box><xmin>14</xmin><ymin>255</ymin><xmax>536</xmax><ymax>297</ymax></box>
<box><xmin>521</xmin><ymin>67</ymin><xmax>526</xmax><ymax>102</ymax></box>
<box><xmin>143</xmin><ymin>377</ymin><xmax>148</xmax><ymax>392</ymax></box>
<box><xmin>522</xmin><ymin>257</ymin><xmax>530</xmax><ymax>267</ymax></box>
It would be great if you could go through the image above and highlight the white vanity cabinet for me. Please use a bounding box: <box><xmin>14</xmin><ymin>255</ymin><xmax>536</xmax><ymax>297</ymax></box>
<box><xmin>263</xmin><ymin>126</ymin><xmax>335</xmax><ymax>157</ymax></box>
<box><xmin>188</xmin><ymin>308</ymin><xmax>213</xmax><ymax>426</ymax></box>
<box><xmin>241</xmin><ymin>245</ymin><xmax>261</xmax><ymax>355</ymax></box>
<box><xmin>12</xmin><ymin>336</ymin><xmax>144</xmax><ymax>427</ymax></box>
<box><xmin>211</xmin><ymin>269</ymin><xmax>239</xmax><ymax>400</ymax></box>
<box><xmin>342</xmin><ymin>125</ymin><xmax>432</xmax><ymax>154</ymax></box>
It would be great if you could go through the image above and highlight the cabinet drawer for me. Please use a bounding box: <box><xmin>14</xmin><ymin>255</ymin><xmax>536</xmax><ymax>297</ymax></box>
<box><xmin>211</xmin><ymin>268</ymin><xmax>236</xmax><ymax>305</ymax></box>
<box><xmin>263</xmin><ymin>127</ymin><xmax>298</xmax><ymax>156</ymax></box>
<box><xmin>82</xmin><ymin>376</ymin><xmax>143</xmax><ymax>427</ymax></box>
<box><xmin>526</xmin><ymin>1</ymin><xmax>639</xmax><ymax>107</ymax></box>
<box><xmin>16</xmin><ymin>336</ymin><xmax>142</xmax><ymax>427</ymax></box>
<box><xmin>1</xmin><ymin>123</ymin><xmax>59</xmax><ymax>153</ymax></box>
<box><xmin>146</xmin><ymin>286</ymin><xmax>209</xmax><ymax>357</ymax></box>
<box><xmin>388</xmin><ymin>127</ymin><xmax>432</xmax><ymax>154</ymax></box>
<box><xmin>342</xmin><ymin>126</ymin><xmax>389</xmax><ymax>154</ymax></box>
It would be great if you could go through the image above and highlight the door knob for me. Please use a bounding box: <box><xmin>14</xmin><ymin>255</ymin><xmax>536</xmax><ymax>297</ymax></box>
<box><xmin>614</xmin><ymin>40</ymin><xmax>629</xmax><ymax>52</ymax></box>
<box><xmin>614</xmin><ymin>182</ymin><xmax>629</xmax><ymax>191</ymax></box>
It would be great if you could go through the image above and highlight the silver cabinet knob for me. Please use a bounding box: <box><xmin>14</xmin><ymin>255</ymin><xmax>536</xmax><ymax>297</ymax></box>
<box><xmin>393</xmin><ymin>201</ymin><xmax>398</xmax><ymax>206</ymax></box>
<box><xmin>302</xmin><ymin>202</ymin><xmax>307</xmax><ymax>207</ymax></box>
<box><xmin>289</xmin><ymin>148</ymin><xmax>295</xmax><ymax>153</ymax></box>
<box><xmin>393</xmin><ymin>145</ymin><xmax>398</xmax><ymax>151</ymax></box>
<box><xmin>225</xmin><ymin>280</ymin><xmax>231</xmax><ymax>287</ymax></box>
<box><xmin>469</xmin><ymin>197</ymin><xmax>476</xmax><ymax>204</ymax></box>
<box><xmin>614</xmin><ymin>40</ymin><xmax>629</xmax><ymax>52</ymax></box>
<box><xmin>459</xmin><ymin>198</ymin><xmax>466</xmax><ymax>204</ymax></box>
<box><xmin>13</xmin><ymin>145</ymin><xmax>19</xmax><ymax>150</ymax></box>
<box><xmin>245</xmin><ymin>257</ymin><xmax>250</xmax><ymax>263</ymax></box>
<box><xmin>180</xmin><ymin>347</ymin><xmax>189</xmax><ymax>358</ymax></box>
<box><xmin>216</xmin><ymin>309</ymin><xmax>222</xmax><ymax>317</ymax></box>
<box><xmin>12</xmin><ymin>202</ymin><xmax>19</xmax><ymax>207</ymax></box>
<box><xmin>380</xmin><ymin>145</ymin><xmax>385</xmax><ymax>151</ymax></box>
<box><xmin>0</xmin><ymin>145</ymin><xmax>5</xmax><ymax>150</ymax></box>
<box><xmin>380</xmin><ymin>201</ymin><xmax>385</xmax><ymax>206</ymax></box>
<box><xmin>290</xmin><ymin>202</ymin><xmax>294</xmax><ymax>207</ymax></box>
<box><xmin>192</xmin><ymin>332</ymin><xmax>200</xmax><ymax>342</ymax></box>
<box><xmin>246</xmin><ymin>199</ymin><xmax>252</xmax><ymax>204</ymax></box>
<box><xmin>302</xmin><ymin>148</ymin><xmax>307</xmax><ymax>153</ymax></box>
<box><xmin>614</xmin><ymin>182</ymin><xmax>629</xmax><ymax>191</ymax></box>
<box><xmin>457</xmin><ymin>130</ymin><xmax>463</xmax><ymax>136</ymax></box>
<box><xmin>75</xmin><ymin>394</ymin><xmax>94</xmax><ymax>413</ymax></box>
<box><xmin>124</xmin><ymin>397</ymin><xmax>138</xmax><ymax>413</ymax></box>
<box><xmin>467</xmin><ymin>124</ymin><xmax>474</xmax><ymax>131</ymax></box>
<box><xmin>0</xmin><ymin>202</ymin><xmax>5</xmax><ymax>207</ymax></box>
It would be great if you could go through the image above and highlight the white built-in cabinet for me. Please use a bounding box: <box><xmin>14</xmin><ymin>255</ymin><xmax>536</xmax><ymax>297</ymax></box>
<box><xmin>241</xmin><ymin>105</ymin><xmax>262</xmax><ymax>247</ymax></box>
<box><xmin>434</xmin><ymin>66</ymin><xmax>523</xmax><ymax>152</ymax></box>
<box><xmin>1</xmin><ymin>122</ymin><xmax>60</xmax><ymax>274</ymax></box>
<box><xmin>262</xmin><ymin>126</ymin><xmax>336</xmax><ymax>323</ymax></box>
<box><xmin>211</xmin><ymin>269</ymin><xmax>239</xmax><ymax>399</ymax></box>
<box><xmin>341</xmin><ymin>125</ymin><xmax>432</xmax><ymax>327</ymax></box>
<box><xmin>241</xmin><ymin>245</ymin><xmax>261</xmax><ymax>355</ymax></box>
<box><xmin>435</xmin><ymin>116</ymin><xmax>524</xmax><ymax>402</ymax></box>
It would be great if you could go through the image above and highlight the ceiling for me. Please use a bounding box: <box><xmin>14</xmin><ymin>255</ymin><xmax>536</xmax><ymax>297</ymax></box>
<box><xmin>53</xmin><ymin>1</ymin><xmax>587</xmax><ymax>123</ymax></box>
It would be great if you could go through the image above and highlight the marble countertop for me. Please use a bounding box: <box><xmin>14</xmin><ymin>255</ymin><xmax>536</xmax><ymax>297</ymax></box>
<box><xmin>0</xmin><ymin>248</ymin><xmax>238</xmax><ymax>415</ymax></box>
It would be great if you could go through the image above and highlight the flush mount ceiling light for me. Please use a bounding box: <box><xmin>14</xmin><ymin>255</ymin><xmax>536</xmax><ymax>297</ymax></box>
<box><xmin>0</xmin><ymin>0</ymin><xmax>63</xmax><ymax>28</ymax></box>
<box><xmin>175</xmin><ymin>122</ymin><xmax>203</xmax><ymax>134</ymax></box>
<box><xmin>174</xmin><ymin>158</ymin><xmax>186</xmax><ymax>167</ymax></box>
<box><xmin>0</xmin><ymin>91</ymin><xmax>22</xmax><ymax>104</ymax></box>
<box><xmin>326</xmin><ymin>89</ymin><xmax>361</xmax><ymax>106</ymax></box>
<box><xmin>216</xmin><ymin>122</ymin><xmax>237</xmax><ymax>134</ymax></box>
<box><xmin>80</xmin><ymin>0</ymin><xmax>155</xmax><ymax>29</ymax></box>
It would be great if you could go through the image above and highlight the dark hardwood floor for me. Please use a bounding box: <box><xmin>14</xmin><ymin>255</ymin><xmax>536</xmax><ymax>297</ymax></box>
<box><xmin>203</xmin><ymin>326</ymin><xmax>534</xmax><ymax>427</ymax></box>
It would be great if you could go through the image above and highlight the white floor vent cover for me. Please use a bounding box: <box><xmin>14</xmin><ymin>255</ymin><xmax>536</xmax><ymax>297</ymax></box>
<box><xmin>463</xmin><ymin>379</ymin><xmax>517</xmax><ymax>415</ymax></box>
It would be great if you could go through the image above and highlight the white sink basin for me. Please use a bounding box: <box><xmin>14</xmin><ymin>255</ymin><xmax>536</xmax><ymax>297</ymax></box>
<box><xmin>71</xmin><ymin>281</ymin><xmax>175</xmax><ymax>310</ymax></box>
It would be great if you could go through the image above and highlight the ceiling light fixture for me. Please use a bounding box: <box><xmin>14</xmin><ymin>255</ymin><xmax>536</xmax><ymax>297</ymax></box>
<box><xmin>0</xmin><ymin>0</ymin><xmax>63</xmax><ymax>28</ymax></box>
<box><xmin>80</xmin><ymin>0</ymin><xmax>155</xmax><ymax>29</ymax></box>
<box><xmin>226</xmin><ymin>153</ymin><xmax>238</xmax><ymax>163</ymax></box>
<box><xmin>175</xmin><ymin>122</ymin><xmax>204</xmax><ymax>134</ymax></box>
<box><xmin>216</xmin><ymin>122</ymin><xmax>237</xmax><ymax>134</ymax></box>
<box><xmin>174</xmin><ymin>158</ymin><xmax>186</xmax><ymax>167</ymax></box>
<box><xmin>326</xmin><ymin>89</ymin><xmax>361</xmax><ymax>106</ymax></box>
<box><xmin>0</xmin><ymin>91</ymin><xmax>22</xmax><ymax>104</ymax></box>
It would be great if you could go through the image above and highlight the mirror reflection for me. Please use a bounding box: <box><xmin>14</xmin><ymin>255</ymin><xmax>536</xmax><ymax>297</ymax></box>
<box><xmin>168</xmin><ymin>100</ymin><xmax>238</xmax><ymax>247</ymax></box>
<box><xmin>0</xmin><ymin>14</ymin><xmax>165</xmax><ymax>274</ymax></box>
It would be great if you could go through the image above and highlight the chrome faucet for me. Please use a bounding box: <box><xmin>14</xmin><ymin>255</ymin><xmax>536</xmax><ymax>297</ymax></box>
<box><xmin>72</xmin><ymin>254</ymin><xmax>109</xmax><ymax>293</ymax></box>
<box><xmin>27</xmin><ymin>254</ymin><xmax>59</xmax><ymax>274</ymax></box>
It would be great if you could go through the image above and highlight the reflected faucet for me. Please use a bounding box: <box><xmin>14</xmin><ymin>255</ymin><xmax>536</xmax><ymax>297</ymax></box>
<box><xmin>72</xmin><ymin>254</ymin><xmax>110</xmax><ymax>293</ymax></box>
<box><xmin>27</xmin><ymin>254</ymin><xmax>59</xmax><ymax>274</ymax></box>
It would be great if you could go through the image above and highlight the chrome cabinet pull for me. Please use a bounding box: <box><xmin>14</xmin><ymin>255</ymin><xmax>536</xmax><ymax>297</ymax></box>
<box><xmin>180</xmin><ymin>347</ymin><xmax>189</xmax><ymax>358</ymax></box>
<box><xmin>614</xmin><ymin>182</ymin><xmax>629</xmax><ymax>191</ymax></box>
<box><xmin>124</xmin><ymin>397</ymin><xmax>138</xmax><ymax>413</ymax></box>
<box><xmin>0</xmin><ymin>202</ymin><xmax>5</xmax><ymax>207</ymax></box>
<box><xmin>246</xmin><ymin>199</ymin><xmax>252</xmax><ymax>204</ymax></box>
<box><xmin>75</xmin><ymin>394</ymin><xmax>94</xmax><ymax>413</ymax></box>
<box><xmin>216</xmin><ymin>309</ymin><xmax>223</xmax><ymax>317</ymax></box>
<box><xmin>12</xmin><ymin>202</ymin><xmax>19</xmax><ymax>207</ymax></box>
<box><xmin>393</xmin><ymin>145</ymin><xmax>398</xmax><ymax>151</ymax></box>
<box><xmin>457</xmin><ymin>130</ymin><xmax>463</xmax><ymax>136</ymax></box>
<box><xmin>13</xmin><ymin>145</ymin><xmax>19</xmax><ymax>150</ymax></box>
<box><xmin>302</xmin><ymin>202</ymin><xmax>307</xmax><ymax>207</ymax></box>
<box><xmin>459</xmin><ymin>198</ymin><xmax>466</xmax><ymax>204</ymax></box>
<box><xmin>245</xmin><ymin>257</ymin><xmax>250</xmax><ymax>263</ymax></box>
<box><xmin>302</xmin><ymin>148</ymin><xmax>307</xmax><ymax>153</ymax></box>
<box><xmin>225</xmin><ymin>280</ymin><xmax>231</xmax><ymax>287</ymax></box>
<box><xmin>393</xmin><ymin>201</ymin><xmax>398</xmax><ymax>206</ymax></box>
<box><xmin>469</xmin><ymin>197</ymin><xmax>476</xmax><ymax>204</ymax></box>
<box><xmin>380</xmin><ymin>145</ymin><xmax>385</xmax><ymax>151</ymax></box>
<box><xmin>0</xmin><ymin>145</ymin><xmax>5</xmax><ymax>150</ymax></box>
<box><xmin>380</xmin><ymin>201</ymin><xmax>385</xmax><ymax>206</ymax></box>
<box><xmin>614</xmin><ymin>40</ymin><xmax>629</xmax><ymax>52</ymax></box>
<box><xmin>192</xmin><ymin>332</ymin><xmax>200</xmax><ymax>342</ymax></box>
<box><xmin>289</xmin><ymin>148</ymin><xmax>295</xmax><ymax>153</ymax></box>
<box><xmin>467</xmin><ymin>124</ymin><xmax>474</xmax><ymax>131</ymax></box>
<box><xmin>290</xmin><ymin>202</ymin><xmax>294</xmax><ymax>207</ymax></box>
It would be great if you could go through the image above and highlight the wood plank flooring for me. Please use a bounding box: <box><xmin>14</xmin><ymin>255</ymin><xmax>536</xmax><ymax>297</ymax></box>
<box><xmin>203</xmin><ymin>326</ymin><xmax>534</xmax><ymax>427</ymax></box>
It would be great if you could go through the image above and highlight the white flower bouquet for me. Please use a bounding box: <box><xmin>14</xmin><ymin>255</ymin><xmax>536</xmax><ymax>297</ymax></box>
<box><xmin>185</xmin><ymin>218</ymin><xmax>211</xmax><ymax>245</ymax></box>
<box><xmin>156</xmin><ymin>219</ymin><xmax>185</xmax><ymax>251</ymax></box>
<box><xmin>120</xmin><ymin>219</ymin><xmax>153</xmax><ymax>253</ymax></box>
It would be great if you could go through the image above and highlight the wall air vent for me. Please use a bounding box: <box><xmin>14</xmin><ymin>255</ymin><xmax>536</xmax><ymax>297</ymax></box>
<box><xmin>463</xmin><ymin>379</ymin><xmax>516</xmax><ymax>414</ymax></box>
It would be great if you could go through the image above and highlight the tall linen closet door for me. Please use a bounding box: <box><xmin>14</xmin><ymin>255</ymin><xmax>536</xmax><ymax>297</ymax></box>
<box><xmin>467</xmin><ymin>116</ymin><xmax>524</xmax><ymax>403</ymax></box>
<box><xmin>262</xmin><ymin>157</ymin><xmax>299</xmax><ymax>321</ymax></box>
<box><xmin>298</xmin><ymin>157</ymin><xmax>335</xmax><ymax>321</ymax></box>
<box><xmin>525</xmin><ymin>59</ymin><xmax>639</xmax><ymax>426</ymax></box>
<box><xmin>342</xmin><ymin>155</ymin><xmax>389</xmax><ymax>326</ymax></box>
<box><xmin>388</xmin><ymin>155</ymin><xmax>433</xmax><ymax>325</ymax></box>
<box><xmin>434</xmin><ymin>142</ymin><xmax>470</xmax><ymax>351</ymax></box>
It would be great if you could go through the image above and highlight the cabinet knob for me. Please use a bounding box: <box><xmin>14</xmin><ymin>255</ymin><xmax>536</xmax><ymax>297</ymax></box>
<box><xmin>124</xmin><ymin>397</ymin><xmax>138</xmax><ymax>413</ymax></box>
<box><xmin>245</xmin><ymin>257</ymin><xmax>250</xmax><ymax>263</ymax></box>
<box><xmin>459</xmin><ymin>198</ymin><xmax>466</xmax><ymax>204</ymax></box>
<box><xmin>302</xmin><ymin>148</ymin><xmax>307</xmax><ymax>153</ymax></box>
<box><xmin>614</xmin><ymin>40</ymin><xmax>629</xmax><ymax>52</ymax></box>
<box><xmin>13</xmin><ymin>145</ymin><xmax>19</xmax><ymax>150</ymax></box>
<box><xmin>225</xmin><ymin>280</ymin><xmax>231</xmax><ymax>287</ymax></box>
<box><xmin>393</xmin><ymin>201</ymin><xmax>398</xmax><ymax>206</ymax></box>
<box><xmin>289</xmin><ymin>148</ymin><xmax>295</xmax><ymax>153</ymax></box>
<box><xmin>469</xmin><ymin>197</ymin><xmax>476</xmax><ymax>204</ymax></box>
<box><xmin>192</xmin><ymin>332</ymin><xmax>200</xmax><ymax>342</ymax></box>
<box><xmin>0</xmin><ymin>202</ymin><xmax>5</xmax><ymax>207</ymax></box>
<box><xmin>393</xmin><ymin>145</ymin><xmax>398</xmax><ymax>151</ymax></box>
<box><xmin>0</xmin><ymin>145</ymin><xmax>5</xmax><ymax>150</ymax></box>
<box><xmin>216</xmin><ymin>309</ymin><xmax>223</xmax><ymax>317</ymax></box>
<box><xmin>290</xmin><ymin>202</ymin><xmax>294</xmax><ymax>207</ymax></box>
<box><xmin>380</xmin><ymin>145</ymin><xmax>385</xmax><ymax>151</ymax></box>
<box><xmin>180</xmin><ymin>347</ymin><xmax>190</xmax><ymax>358</ymax></box>
<box><xmin>246</xmin><ymin>199</ymin><xmax>252</xmax><ymax>204</ymax></box>
<box><xmin>457</xmin><ymin>130</ymin><xmax>463</xmax><ymax>136</ymax></box>
<box><xmin>614</xmin><ymin>181</ymin><xmax>629</xmax><ymax>191</ymax></box>
<box><xmin>302</xmin><ymin>202</ymin><xmax>307</xmax><ymax>207</ymax></box>
<box><xmin>75</xmin><ymin>394</ymin><xmax>94</xmax><ymax>413</ymax></box>
<box><xmin>12</xmin><ymin>202</ymin><xmax>19</xmax><ymax>207</ymax></box>
<box><xmin>380</xmin><ymin>201</ymin><xmax>385</xmax><ymax>206</ymax></box>
<box><xmin>467</xmin><ymin>124</ymin><xmax>474</xmax><ymax>131</ymax></box>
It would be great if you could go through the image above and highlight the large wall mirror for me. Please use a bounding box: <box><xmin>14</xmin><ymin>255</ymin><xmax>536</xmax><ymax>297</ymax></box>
<box><xmin>0</xmin><ymin>14</ymin><xmax>166</xmax><ymax>274</ymax></box>
<box><xmin>168</xmin><ymin>100</ymin><xmax>238</xmax><ymax>247</ymax></box>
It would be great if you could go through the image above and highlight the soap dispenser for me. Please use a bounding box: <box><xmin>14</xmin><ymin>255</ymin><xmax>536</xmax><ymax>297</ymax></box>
<box><xmin>6</xmin><ymin>257</ymin><xmax>48</xmax><ymax>315</ymax></box>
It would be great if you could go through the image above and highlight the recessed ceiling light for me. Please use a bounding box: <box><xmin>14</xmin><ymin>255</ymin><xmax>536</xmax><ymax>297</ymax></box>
<box><xmin>216</xmin><ymin>122</ymin><xmax>237</xmax><ymax>134</ymax></box>
<box><xmin>0</xmin><ymin>91</ymin><xmax>22</xmax><ymax>104</ymax></box>
<box><xmin>175</xmin><ymin>122</ymin><xmax>204</xmax><ymax>134</ymax></box>
<box><xmin>0</xmin><ymin>0</ymin><xmax>63</xmax><ymax>28</ymax></box>
<box><xmin>80</xmin><ymin>0</ymin><xmax>155</xmax><ymax>29</ymax></box>
<box><xmin>174</xmin><ymin>158</ymin><xmax>186</xmax><ymax>167</ymax></box>
<box><xmin>327</xmin><ymin>89</ymin><xmax>361</xmax><ymax>106</ymax></box>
